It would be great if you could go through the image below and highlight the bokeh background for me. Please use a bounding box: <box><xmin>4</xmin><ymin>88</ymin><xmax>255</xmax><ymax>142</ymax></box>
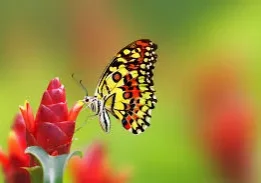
<box><xmin>0</xmin><ymin>1</ymin><xmax>261</xmax><ymax>182</ymax></box>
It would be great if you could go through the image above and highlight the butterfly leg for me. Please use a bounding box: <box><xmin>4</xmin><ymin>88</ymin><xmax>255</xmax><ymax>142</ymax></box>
<box><xmin>74</xmin><ymin>113</ymin><xmax>97</xmax><ymax>133</ymax></box>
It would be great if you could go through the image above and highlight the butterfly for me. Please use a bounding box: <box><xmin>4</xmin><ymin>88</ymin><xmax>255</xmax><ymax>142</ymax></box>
<box><xmin>83</xmin><ymin>39</ymin><xmax>158</xmax><ymax>134</ymax></box>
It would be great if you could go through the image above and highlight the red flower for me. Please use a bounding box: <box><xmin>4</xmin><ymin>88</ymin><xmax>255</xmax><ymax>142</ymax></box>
<box><xmin>0</xmin><ymin>114</ymin><xmax>30</xmax><ymax>183</ymax></box>
<box><xmin>70</xmin><ymin>142</ymin><xmax>130</xmax><ymax>183</ymax></box>
<box><xmin>19</xmin><ymin>77</ymin><xmax>83</xmax><ymax>157</ymax></box>
<box><xmin>0</xmin><ymin>78</ymin><xmax>84</xmax><ymax>182</ymax></box>
<box><xmin>193</xmin><ymin>64</ymin><xmax>256</xmax><ymax>183</ymax></box>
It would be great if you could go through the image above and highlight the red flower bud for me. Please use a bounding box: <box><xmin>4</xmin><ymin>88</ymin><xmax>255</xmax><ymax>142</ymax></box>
<box><xmin>19</xmin><ymin>78</ymin><xmax>83</xmax><ymax>156</ymax></box>
<box><xmin>1</xmin><ymin>78</ymin><xmax>84</xmax><ymax>182</ymax></box>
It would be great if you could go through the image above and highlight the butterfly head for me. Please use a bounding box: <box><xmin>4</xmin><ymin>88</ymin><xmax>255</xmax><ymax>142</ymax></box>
<box><xmin>83</xmin><ymin>95</ymin><xmax>110</xmax><ymax>133</ymax></box>
<box><xmin>83</xmin><ymin>96</ymin><xmax>100</xmax><ymax>114</ymax></box>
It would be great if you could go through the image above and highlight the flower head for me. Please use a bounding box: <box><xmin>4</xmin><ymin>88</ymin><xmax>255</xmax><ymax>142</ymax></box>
<box><xmin>0</xmin><ymin>114</ymin><xmax>30</xmax><ymax>183</ymax></box>
<box><xmin>0</xmin><ymin>78</ymin><xmax>83</xmax><ymax>182</ymax></box>
<box><xmin>70</xmin><ymin>142</ymin><xmax>130</xmax><ymax>183</ymax></box>
<box><xmin>192</xmin><ymin>64</ymin><xmax>256</xmax><ymax>183</ymax></box>
<box><xmin>19</xmin><ymin>78</ymin><xmax>83</xmax><ymax>156</ymax></box>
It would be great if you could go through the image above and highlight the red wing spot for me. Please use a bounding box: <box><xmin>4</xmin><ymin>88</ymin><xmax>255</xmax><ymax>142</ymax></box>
<box><xmin>128</xmin><ymin>64</ymin><xmax>139</xmax><ymax>70</ymax></box>
<box><xmin>127</xmin><ymin>78</ymin><xmax>138</xmax><ymax>86</ymax></box>
<box><xmin>132</xmin><ymin>90</ymin><xmax>141</xmax><ymax>98</ymax></box>
<box><xmin>137</xmin><ymin>54</ymin><xmax>145</xmax><ymax>62</ymax></box>
<box><xmin>131</xmin><ymin>79</ymin><xmax>138</xmax><ymax>85</ymax></box>
<box><xmin>127</xmin><ymin>115</ymin><xmax>132</xmax><ymax>122</ymax></box>
<box><xmin>112</xmin><ymin>72</ymin><xmax>122</xmax><ymax>82</ymax></box>
<box><xmin>133</xmin><ymin>40</ymin><xmax>150</xmax><ymax>63</ymax></box>
<box><xmin>123</xmin><ymin>92</ymin><xmax>133</xmax><ymax>99</ymax></box>
<box><xmin>136</xmin><ymin>40</ymin><xmax>150</xmax><ymax>48</ymax></box>
<box><xmin>122</xmin><ymin>118</ymin><xmax>131</xmax><ymax>129</ymax></box>
<box><xmin>124</xmin><ymin>122</ymin><xmax>131</xmax><ymax>129</ymax></box>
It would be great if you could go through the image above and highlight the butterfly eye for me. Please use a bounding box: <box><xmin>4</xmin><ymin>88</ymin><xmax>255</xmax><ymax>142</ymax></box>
<box><xmin>84</xmin><ymin>98</ymin><xmax>89</xmax><ymax>103</ymax></box>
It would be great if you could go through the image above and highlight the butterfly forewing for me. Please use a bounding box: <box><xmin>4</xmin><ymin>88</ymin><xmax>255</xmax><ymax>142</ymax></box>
<box><xmin>94</xmin><ymin>39</ymin><xmax>158</xmax><ymax>134</ymax></box>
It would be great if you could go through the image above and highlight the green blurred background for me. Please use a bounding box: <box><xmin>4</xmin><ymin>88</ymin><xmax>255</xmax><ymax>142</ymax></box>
<box><xmin>0</xmin><ymin>1</ymin><xmax>260</xmax><ymax>182</ymax></box>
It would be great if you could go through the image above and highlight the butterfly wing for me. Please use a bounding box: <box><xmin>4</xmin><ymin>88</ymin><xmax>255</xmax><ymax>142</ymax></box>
<box><xmin>94</xmin><ymin>39</ymin><xmax>158</xmax><ymax>134</ymax></box>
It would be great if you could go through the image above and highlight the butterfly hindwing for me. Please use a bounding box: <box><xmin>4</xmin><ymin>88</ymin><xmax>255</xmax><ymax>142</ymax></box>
<box><xmin>94</xmin><ymin>39</ymin><xmax>158</xmax><ymax>134</ymax></box>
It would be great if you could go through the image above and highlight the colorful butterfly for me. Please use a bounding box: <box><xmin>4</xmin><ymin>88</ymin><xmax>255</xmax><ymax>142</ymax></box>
<box><xmin>83</xmin><ymin>39</ymin><xmax>158</xmax><ymax>134</ymax></box>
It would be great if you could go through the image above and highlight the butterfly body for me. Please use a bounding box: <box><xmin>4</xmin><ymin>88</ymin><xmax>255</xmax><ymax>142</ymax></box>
<box><xmin>84</xmin><ymin>95</ymin><xmax>111</xmax><ymax>133</ymax></box>
<box><xmin>84</xmin><ymin>39</ymin><xmax>158</xmax><ymax>134</ymax></box>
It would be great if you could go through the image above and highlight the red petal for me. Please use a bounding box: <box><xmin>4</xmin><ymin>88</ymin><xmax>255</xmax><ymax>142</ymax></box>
<box><xmin>51</xmin><ymin>151</ymin><xmax>58</xmax><ymax>156</ymax></box>
<box><xmin>68</xmin><ymin>100</ymin><xmax>84</xmax><ymax>121</ymax></box>
<box><xmin>40</xmin><ymin>91</ymin><xmax>54</xmax><ymax>105</ymax></box>
<box><xmin>8</xmin><ymin>131</ymin><xmax>27</xmax><ymax>163</ymax></box>
<box><xmin>55</xmin><ymin>121</ymin><xmax>75</xmax><ymax>138</ymax></box>
<box><xmin>48</xmin><ymin>87</ymin><xmax>66</xmax><ymax>104</ymax></box>
<box><xmin>47</xmin><ymin>77</ymin><xmax>62</xmax><ymax>90</ymax></box>
<box><xmin>6</xmin><ymin>168</ymin><xmax>30</xmax><ymax>183</ymax></box>
<box><xmin>40</xmin><ymin>78</ymin><xmax>66</xmax><ymax>105</ymax></box>
<box><xmin>69</xmin><ymin>142</ymin><xmax>131</xmax><ymax>183</ymax></box>
<box><xmin>11</xmin><ymin>114</ymin><xmax>27</xmax><ymax>149</ymax></box>
<box><xmin>19</xmin><ymin>101</ymin><xmax>35</xmax><ymax>133</ymax></box>
<box><xmin>36</xmin><ymin>122</ymin><xmax>72</xmax><ymax>155</ymax></box>
<box><xmin>0</xmin><ymin>148</ymin><xmax>9</xmax><ymax>169</ymax></box>
<box><xmin>83</xmin><ymin>142</ymin><xmax>105</xmax><ymax>161</ymax></box>
<box><xmin>36</xmin><ymin>104</ymin><xmax>68</xmax><ymax>124</ymax></box>
<box><xmin>26</xmin><ymin>131</ymin><xmax>38</xmax><ymax>147</ymax></box>
<box><xmin>82</xmin><ymin>142</ymin><xmax>106</xmax><ymax>182</ymax></box>
<box><xmin>41</xmin><ymin>88</ymin><xmax>66</xmax><ymax>105</ymax></box>
<box><xmin>70</xmin><ymin>142</ymin><xmax>106</xmax><ymax>183</ymax></box>
<box><xmin>69</xmin><ymin>156</ymin><xmax>83</xmax><ymax>183</ymax></box>
<box><xmin>12</xmin><ymin>114</ymin><xmax>26</xmax><ymax>133</ymax></box>
<box><xmin>48</xmin><ymin>104</ymin><xmax>69</xmax><ymax>121</ymax></box>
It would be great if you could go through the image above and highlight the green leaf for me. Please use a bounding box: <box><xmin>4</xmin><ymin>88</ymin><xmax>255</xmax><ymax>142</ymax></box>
<box><xmin>24</xmin><ymin>166</ymin><xmax>43</xmax><ymax>183</ymax></box>
<box><xmin>25</xmin><ymin>146</ymin><xmax>82</xmax><ymax>183</ymax></box>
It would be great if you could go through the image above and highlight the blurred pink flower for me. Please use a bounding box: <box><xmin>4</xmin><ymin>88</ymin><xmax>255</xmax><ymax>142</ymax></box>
<box><xmin>70</xmin><ymin>142</ymin><xmax>130</xmax><ymax>183</ymax></box>
<box><xmin>0</xmin><ymin>114</ymin><xmax>30</xmax><ymax>183</ymax></box>
<box><xmin>193</xmin><ymin>64</ymin><xmax>256</xmax><ymax>183</ymax></box>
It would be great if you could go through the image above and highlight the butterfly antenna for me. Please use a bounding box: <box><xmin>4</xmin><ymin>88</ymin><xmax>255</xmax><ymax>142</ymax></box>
<box><xmin>71</xmin><ymin>73</ymin><xmax>88</xmax><ymax>96</ymax></box>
